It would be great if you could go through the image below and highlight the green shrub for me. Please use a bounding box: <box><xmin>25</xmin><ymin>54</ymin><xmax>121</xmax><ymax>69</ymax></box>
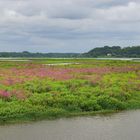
<box><xmin>24</xmin><ymin>80</ymin><xmax>51</xmax><ymax>93</ymax></box>
<box><xmin>97</xmin><ymin>95</ymin><xmax>126</xmax><ymax>110</ymax></box>
<box><xmin>80</xmin><ymin>99</ymin><xmax>101</xmax><ymax>111</ymax></box>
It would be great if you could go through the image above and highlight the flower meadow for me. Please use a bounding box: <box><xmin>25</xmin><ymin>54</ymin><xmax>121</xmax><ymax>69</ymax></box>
<box><xmin>0</xmin><ymin>59</ymin><xmax>140</xmax><ymax>123</ymax></box>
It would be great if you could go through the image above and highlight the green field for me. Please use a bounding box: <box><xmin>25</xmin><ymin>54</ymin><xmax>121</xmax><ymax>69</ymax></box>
<box><xmin>0</xmin><ymin>59</ymin><xmax>140</xmax><ymax>123</ymax></box>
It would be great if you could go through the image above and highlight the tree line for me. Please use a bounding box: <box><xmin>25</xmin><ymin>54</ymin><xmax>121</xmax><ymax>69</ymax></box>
<box><xmin>83</xmin><ymin>46</ymin><xmax>140</xmax><ymax>58</ymax></box>
<box><xmin>0</xmin><ymin>46</ymin><xmax>140</xmax><ymax>58</ymax></box>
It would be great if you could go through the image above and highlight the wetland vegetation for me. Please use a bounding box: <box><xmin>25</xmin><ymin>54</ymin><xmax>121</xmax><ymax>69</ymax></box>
<box><xmin>0</xmin><ymin>59</ymin><xmax>140</xmax><ymax>123</ymax></box>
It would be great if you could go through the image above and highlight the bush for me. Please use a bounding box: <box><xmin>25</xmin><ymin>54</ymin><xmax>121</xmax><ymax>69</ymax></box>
<box><xmin>80</xmin><ymin>99</ymin><xmax>101</xmax><ymax>111</ymax></box>
<box><xmin>24</xmin><ymin>80</ymin><xmax>51</xmax><ymax>93</ymax></box>
<box><xmin>97</xmin><ymin>95</ymin><xmax>126</xmax><ymax>110</ymax></box>
<box><xmin>57</xmin><ymin>95</ymin><xmax>80</xmax><ymax>111</ymax></box>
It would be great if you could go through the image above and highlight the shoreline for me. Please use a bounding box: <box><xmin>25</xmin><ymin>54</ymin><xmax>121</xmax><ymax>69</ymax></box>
<box><xmin>0</xmin><ymin>110</ymin><xmax>121</xmax><ymax>125</ymax></box>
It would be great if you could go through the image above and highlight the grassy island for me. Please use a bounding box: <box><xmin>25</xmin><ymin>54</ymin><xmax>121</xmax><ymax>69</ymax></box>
<box><xmin>0</xmin><ymin>59</ymin><xmax>140</xmax><ymax>123</ymax></box>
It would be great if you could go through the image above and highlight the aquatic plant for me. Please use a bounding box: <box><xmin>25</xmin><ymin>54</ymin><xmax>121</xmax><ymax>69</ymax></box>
<box><xmin>0</xmin><ymin>59</ymin><xmax>139</xmax><ymax>123</ymax></box>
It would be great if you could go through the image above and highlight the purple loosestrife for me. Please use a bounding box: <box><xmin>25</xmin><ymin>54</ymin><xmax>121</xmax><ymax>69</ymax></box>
<box><xmin>0</xmin><ymin>64</ymin><xmax>140</xmax><ymax>85</ymax></box>
<box><xmin>0</xmin><ymin>90</ymin><xmax>11</xmax><ymax>99</ymax></box>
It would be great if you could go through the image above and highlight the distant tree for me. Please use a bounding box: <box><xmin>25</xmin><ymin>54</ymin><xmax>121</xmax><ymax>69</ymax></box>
<box><xmin>83</xmin><ymin>46</ymin><xmax>140</xmax><ymax>58</ymax></box>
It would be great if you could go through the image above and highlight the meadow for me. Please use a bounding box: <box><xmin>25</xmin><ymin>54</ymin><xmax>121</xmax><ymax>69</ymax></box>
<box><xmin>0</xmin><ymin>59</ymin><xmax>140</xmax><ymax>123</ymax></box>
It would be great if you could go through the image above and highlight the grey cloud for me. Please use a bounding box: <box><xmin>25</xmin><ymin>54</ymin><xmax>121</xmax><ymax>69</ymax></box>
<box><xmin>0</xmin><ymin>0</ymin><xmax>140</xmax><ymax>52</ymax></box>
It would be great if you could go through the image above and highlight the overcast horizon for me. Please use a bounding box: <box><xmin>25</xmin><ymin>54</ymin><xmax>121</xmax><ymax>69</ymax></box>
<box><xmin>0</xmin><ymin>0</ymin><xmax>140</xmax><ymax>53</ymax></box>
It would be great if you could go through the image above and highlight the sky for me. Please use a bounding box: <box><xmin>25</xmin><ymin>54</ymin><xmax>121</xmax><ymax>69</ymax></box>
<box><xmin>0</xmin><ymin>0</ymin><xmax>140</xmax><ymax>53</ymax></box>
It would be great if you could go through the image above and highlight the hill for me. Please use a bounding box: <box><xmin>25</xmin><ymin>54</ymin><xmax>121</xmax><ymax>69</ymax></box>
<box><xmin>0</xmin><ymin>51</ymin><xmax>80</xmax><ymax>58</ymax></box>
<box><xmin>0</xmin><ymin>46</ymin><xmax>140</xmax><ymax>58</ymax></box>
<box><xmin>83</xmin><ymin>46</ymin><xmax>140</xmax><ymax>58</ymax></box>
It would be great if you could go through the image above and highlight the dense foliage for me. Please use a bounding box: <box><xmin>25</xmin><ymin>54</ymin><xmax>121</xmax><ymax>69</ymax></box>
<box><xmin>0</xmin><ymin>59</ymin><xmax>140</xmax><ymax>123</ymax></box>
<box><xmin>0</xmin><ymin>46</ymin><xmax>140</xmax><ymax>58</ymax></box>
<box><xmin>83</xmin><ymin>46</ymin><xmax>140</xmax><ymax>57</ymax></box>
<box><xmin>0</xmin><ymin>51</ymin><xmax>80</xmax><ymax>58</ymax></box>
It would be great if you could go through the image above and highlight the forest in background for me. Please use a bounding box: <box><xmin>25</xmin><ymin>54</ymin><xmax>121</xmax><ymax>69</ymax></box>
<box><xmin>0</xmin><ymin>46</ymin><xmax>140</xmax><ymax>58</ymax></box>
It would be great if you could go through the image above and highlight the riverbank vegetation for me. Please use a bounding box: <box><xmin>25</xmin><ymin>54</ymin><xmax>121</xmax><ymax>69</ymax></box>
<box><xmin>0</xmin><ymin>59</ymin><xmax>140</xmax><ymax>123</ymax></box>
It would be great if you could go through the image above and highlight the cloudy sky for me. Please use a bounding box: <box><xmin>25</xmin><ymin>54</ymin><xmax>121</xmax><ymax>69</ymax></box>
<box><xmin>0</xmin><ymin>0</ymin><xmax>140</xmax><ymax>53</ymax></box>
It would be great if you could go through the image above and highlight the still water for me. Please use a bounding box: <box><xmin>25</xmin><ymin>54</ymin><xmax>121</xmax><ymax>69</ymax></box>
<box><xmin>0</xmin><ymin>110</ymin><xmax>140</xmax><ymax>140</ymax></box>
